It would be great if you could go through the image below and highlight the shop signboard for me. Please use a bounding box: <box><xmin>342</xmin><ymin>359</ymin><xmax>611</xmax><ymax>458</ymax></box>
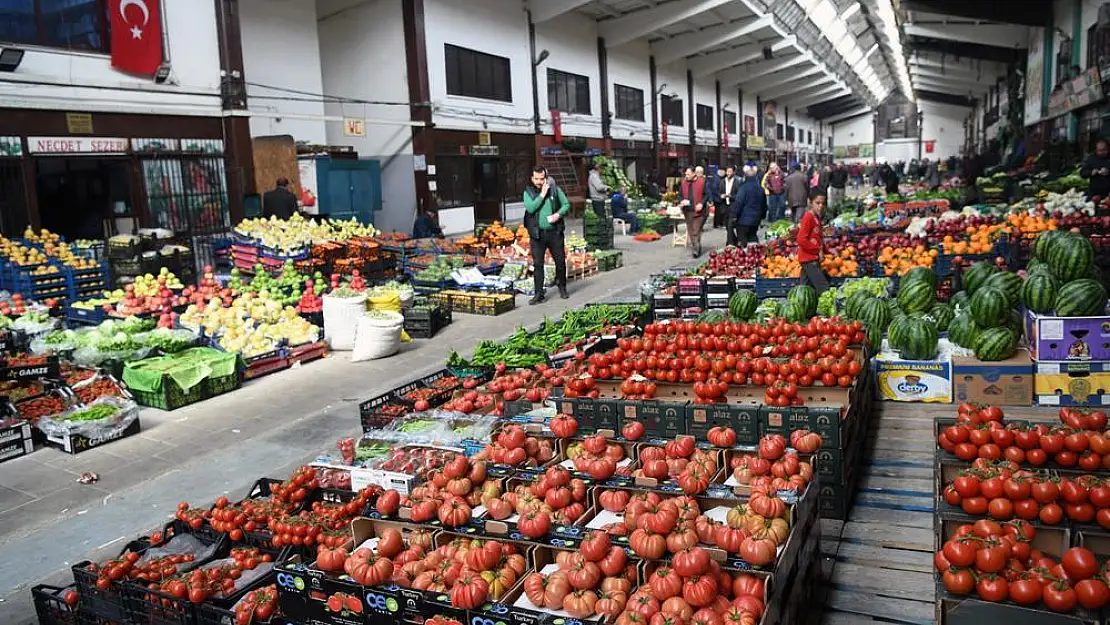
<box><xmin>131</xmin><ymin>138</ymin><xmax>178</xmax><ymax>153</ymax></box>
<box><xmin>833</xmin><ymin>145</ymin><xmax>847</xmax><ymax>158</ymax></box>
<box><xmin>470</xmin><ymin>145</ymin><xmax>499</xmax><ymax>156</ymax></box>
<box><xmin>846</xmin><ymin>145</ymin><xmax>859</xmax><ymax>158</ymax></box>
<box><xmin>0</xmin><ymin>137</ymin><xmax>22</xmax><ymax>157</ymax></box>
<box><xmin>181</xmin><ymin>139</ymin><xmax>224</xmax><ymax>154</ymax></box>
<box><xmin>746</xmin><ymin>135</ymin><xmax>765</xmax><ymax>149</ymax></box>
<box><xmin>343</xmin><ymin>118</ymin><xmax>366</xmax><ymax>137</ymax></box>
<box><xmin>28</xmin><ymin>137</ymin><xmax>128</xmax><ymax>154</ymax></box>
<box><xmin>762</xmin><ymin>101</ymin><xmax>777</xmax><ymax>145</ymax></box>
<box><xmin>743</xmin><ymin>115</ymin><xmax>756</xmax><ymax>136</ymax></box>
<box><xmin>859</xmin><ymin>144</ymin><xmax>873</xmax><ymax>158</ymax></box>
<box><xmin>65</xmin><ymin>113</ymin><xmax>94</xmax><ymax>134</ymax></box>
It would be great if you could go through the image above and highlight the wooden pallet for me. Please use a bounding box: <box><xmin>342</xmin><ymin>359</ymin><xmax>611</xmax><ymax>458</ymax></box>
<box><xmin>815</xmin><ymin>400</ymin><xmax>1065</xmax><ymax>624</ymax></box>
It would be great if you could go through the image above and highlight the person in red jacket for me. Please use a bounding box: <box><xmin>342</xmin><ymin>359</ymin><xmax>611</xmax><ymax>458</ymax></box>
<box><xmin>678</xmin><ymin>166</ymin><xmax>706</xmax><ymax>258</ymax></box>
<box><xmin>796</xmin><ymin>192</ymin><xmax>829</xmax><ymax>294</ymax></box>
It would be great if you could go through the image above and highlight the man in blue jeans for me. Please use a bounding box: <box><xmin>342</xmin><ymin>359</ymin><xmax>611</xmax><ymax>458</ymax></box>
<box><xmin>761</xmin><ymin>162</ymin><xmax>786</xmax><ymax>221</ymax></box>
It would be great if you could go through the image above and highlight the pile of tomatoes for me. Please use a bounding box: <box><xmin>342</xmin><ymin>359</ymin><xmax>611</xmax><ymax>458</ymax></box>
<box><xmin>942</xmin><ymin>461</ymin><xmax>1110</xmax><ymax>528</ymax></box>
<box><xmin>581</xmin><ymin>318</ymin><xmax>864</xmax><ymax>406</ymax></box>
<box><xmin>86</xmin><ymin>548</ymin><xmax>197</xmax><ymax>591</ymax></box>
<box><xmin>730</xmin><ymin>434</ymin><xmax>816</xmax><ymax>493</ymax></box>
<box><xmin>232</xmin><ymin>583</ymin><xmax>278</xmax><ymax>624</ymax></box>
<box><xmin>521</xmin><ymin>531</ymin><xmax>633</xmax><ymax>618</ymax></box>
<box><xmin>139</xmin><ymin>547</ymin><xmax>272</xmax><ymax>605</ymax></box>
<box><xmin>633</xmin><ymin>437</ymin><xmax>719</xmax><ymax>494</ymax></box>
<box><xmin>481</xmin><ymin>464</ymin><xmax>590</xmax><ymax>530</ymax></box>
<box><xmin>566</xmin><ymin>434</ymin><xmax>632</xmax><ymax>481</ymax></box>
<box><xmin>938</xmin><ymin>405</ymin><xmax>1110</xmax><ymax>470</ymax></box>
<box><xmin>402</xmin><ymin>453</ymin><xmax>500</xmax><ymax>528</ymax></box>
<box><xmin>475</xmin><ymin>424</ymin><xmax>558</xmax><ymax>466</ymax></box>
<box><xmin>936</xmin><ymin>519</ymin><xmax>1110</xmax><ymax>611</ymax></box>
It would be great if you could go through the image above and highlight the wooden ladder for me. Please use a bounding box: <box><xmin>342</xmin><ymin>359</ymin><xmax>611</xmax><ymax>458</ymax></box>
<box><xmin>540</xmin><ymin>153</ymin><xmax>584</xmax><ymax>211</ymax></box>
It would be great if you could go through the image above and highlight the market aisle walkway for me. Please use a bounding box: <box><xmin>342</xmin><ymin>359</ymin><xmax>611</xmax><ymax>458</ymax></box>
<box><xmin>0</xmin><ymin>224</ymin><xmax>726</xmax><ymax>623</ymax></box>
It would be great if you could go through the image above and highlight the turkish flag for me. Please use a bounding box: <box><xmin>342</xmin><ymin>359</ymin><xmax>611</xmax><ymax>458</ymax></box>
<box><xmin>110</xmin><ymin>0</ymin><xmax>164</xmax><ymax>77</ymax></box>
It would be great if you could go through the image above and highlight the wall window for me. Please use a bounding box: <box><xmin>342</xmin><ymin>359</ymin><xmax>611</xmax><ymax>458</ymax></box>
<box><xmin>433</xmin><ymin>155</ymin><xmax>473</xmax><ymax>209</ymax></box>
<box><xmin>0</xmin><ymin>0</ymin><xmax>110</xmax><ymax>51</ymax></box>
<box><xmin>445</xmin><ymin>44</ymin><xmax>512</xmax><ymax>102</ymax></box>
<box><xmin>807</xmin><ymin>130</ymin><xmax>813</xmax><ymax>145</ymax></box>
<box><xmin>696</xmin><ymin>104</ymin><xmax>714</xmax><ymax>130</ymax></box>
<box><xmin>1056</xmin><ymin>37</ymin><xmax>1074</xmax><ymax>86</ymax></box>
<box><xmin>614</xmin><ymin>84</ymin><xmax>644</xmax><ymax>121</ymax></box>
<box><xmin>786</xmin><ymin>125</ymin><xmax>795</xmax><ymax>142</ymax></box>
<box><xmin>776</xmin><ymin>124</ymin><xmax>784</xmax><ymax>140</ymax></box>
<box><xmin>548</xmin><ymin>69</ymin><xmax>591</xmax><ymax>114</ymax></box>
<box><xmin>1088</xmin><ymin>24</ymin><xmax>1110</xmax><ymax>69</ymax></box>
<box><xmin>661</xmin><ymin>95</ymin><xmax>684</xmax><ymax>126</ymax></box>
<box><xmin>722</xmin><ymin>110</ymin><xmax>737</xmax><ymax>134</ymax></box>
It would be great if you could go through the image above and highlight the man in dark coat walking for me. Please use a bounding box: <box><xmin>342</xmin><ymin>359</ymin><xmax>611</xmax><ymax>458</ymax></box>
<box><xmin>733</xmin><ymin>163</ymin><xmax>764</xmax><ymax>245</ymax></box>
<box><xmin>262</xmin><ymin>178</ymin><xmax>299</xmax><ymax>220</ymax></box>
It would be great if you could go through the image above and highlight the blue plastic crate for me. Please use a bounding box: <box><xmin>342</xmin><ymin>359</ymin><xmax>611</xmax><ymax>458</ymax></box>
<box><xmin>65</xmin><ymin>304</ymin><xmax>110</xmax><ymax>326</ymax></box>
<box><xmin>755</xmin><ymin>276</ymin><xmax>795</xmax><ymax>298</ymax></box>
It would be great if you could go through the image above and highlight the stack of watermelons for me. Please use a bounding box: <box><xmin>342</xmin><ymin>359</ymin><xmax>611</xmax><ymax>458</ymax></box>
<box><xmin>727</xmin><ymin>289</ymin><xmax>759</xmax><ymax>321</ymax></box>
<box><xmin>1021</xmin><ymin>230</ymin><xmax>1106</xmax><ymax>318</ymax></box>
<box><xmin>886</xmin><ymin>267</ymin><xmax>944</xmax><ymax>360</ymax></box>
<box><xmin>947</xmin><ymin>259</ymin><xmax>1024</xmax><ymax>361</ymax></box>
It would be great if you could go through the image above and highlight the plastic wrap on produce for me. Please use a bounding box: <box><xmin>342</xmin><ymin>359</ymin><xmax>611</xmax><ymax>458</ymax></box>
<box><xmin>204</xmin><ymin>556</ymin><xmax>274</xmax><ymax>599</ymax></box>
<box><xmin>138</xmin><ymin>533</ymin><xmax>219</xmax><ymax>570</ymax></box>
<box><xmin>13</xmin><ymin>314</ymin><xmax>59</xmax><ymax>336</ymax></box>
<box><xmin>30</xmin><ymin>333</ymin><xmax>76</xmax><ymax>355</ymax></box>
<box><xmin>372</xmin><ymin>410</ymin><xmax>498</xmax><ymax>444</ymax></box>
<box><xmin>36</xmin><ymin>396</ymin><xmax>139</xmax><ymax>439</ymax></box>
<box><xmin>72</xmin><ymin>345</ymin><xmax>152</xmax><ymax>367</ymax></box>
<box><xmin>130</xmin><ymin>328</ymin><xmax>201</xmax><ymax>353</ymax></box>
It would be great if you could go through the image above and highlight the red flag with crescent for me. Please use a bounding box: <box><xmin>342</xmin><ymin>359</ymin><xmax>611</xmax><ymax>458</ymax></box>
<box><xmin>110</xmin><ymin>0</ymin><xmax>164</xmax><ymax>77</ymax></box>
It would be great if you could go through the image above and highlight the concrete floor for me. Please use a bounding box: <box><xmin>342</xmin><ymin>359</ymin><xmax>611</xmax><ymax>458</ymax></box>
<box><xmin>0</xmin><ymin>223</ymin><xmax>727</xmax><ymax>623</ymax></box>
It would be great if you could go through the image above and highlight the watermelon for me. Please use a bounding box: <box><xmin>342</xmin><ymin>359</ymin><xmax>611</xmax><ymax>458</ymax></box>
<box><xmin>787</xmin><ymin>285</ymin><xmax>817</xmax><ymax>319</ymax></box>
<box><xmin>1008</xmin><ymin>309</ymin><xmax>1024</xmax><ymax>337</ymax></box>
<box><xmin>887</xmin><ymin>314</ymin><xmax>911</xmax><ymax>351</ymax></box>
<box><xmin>1055</xmin><ymin>279</ymin><xmax>1108</xmax><ymax>317</ymax></box>
<box><xmin>928</xmin><ymin>303</ymin><xmax>955</xmax><ymax>331</ymax></box>
<box><xmin>898</xmin><ymin>316</ymin><xmax>939</xmax><ymax>360</ymax></box>
<box><xmin>975</xmin><ymin>326</ymin><xmax>1019</xmax><ymax>361</ymax></box>
<box><xmin>1048</xmin><ymin>235</ymin><xmax>1095</xmax><ymax>283</ymax></box>
<box><xmin>886</xmin><ymin>299</ymin><xmax>903</xmax><ymax>318</ymax></box>
<box><xmin>964</xmin><ymin>261</ymin><xmax>998</xmax><ymax>295</ymax></box>
<box><xmin>1026</xmin><ymin>258</ymin><xmax>1049</xmax><ymax>275</ymax></box>
<box><xmin>1021</xmin><ymin>273</ymin><xmax>1059</xmax><ymax>313</ymax></box>
<box><xmin>728</xmin><ymin>290</ymin><xmax>758</xmax><ymax>320</ymax></box>
<box><xmin>903</xmin><ymin>266</ymin><xmax>937</xmax><ymax>289</ymax></box>
<box><xmin>984</xmin><ymin>272</ymin><xmax>1022</xmax><ymax>307</ymax></box>
<box><xmin>970</xmin><ymin>286</ymin><xmax>1009</xmax><ymax>328</ymax></box>
<box><xmin>783</xmin><ymin>300</ymin><xmax>809</xmax><ymax>323</ymax></box>
<box><xmin>898</xmin><ymin>279</ymin><xmax>935</xmax><ymax>313</ymax></box>
<box><xmin>950</xmin><ymin>290</ymin><xmax>970</xmax><ymax>312</ymax></box>
<box><xmin>844</xmin><ymin>290</ymin><xmax>872</xmax><ymax>320</ymax></box>
<box><xmin>859</xmin><ymin>298</ymin><xmax>892</xmax><ymax>332</ymax></box>
<box><xmin>1035</xmin><ymin>230</ymin><xmax>1066</xmax><ymax>261</ymax></box>
<box><xmin>697</xmin><ymin>310</ymin><xmax>727</xmax><ymax>323</ymax></box>
<box><xmin>866</xmin><ymin>324</ymin><xmax>883</xmax><ymax>350</ymax></box>
<box><xmin>948</xmin><ymin>313</ymin><xmax>981</xmax><ymax>349</ymax></box>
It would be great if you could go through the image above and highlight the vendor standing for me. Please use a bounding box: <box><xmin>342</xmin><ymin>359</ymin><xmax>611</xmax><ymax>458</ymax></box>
<box><xmin>796</xmin><ymin>192</ymin><xmax>830</xmax><ymax>295</ymax></box>
<box><xmin>1081</xmin><ymin>138</ymin><xmax>1110</xmax><ymax>201</ymax></box>
<box><xmin>678</xmin><ymin>166</ymin><xmax>706</xmax><ymax>258</ymax></box>
<box><xmin>523</xmin><ymin>166</ymin><xmax>570</xmax><ymax>304</ymax></box>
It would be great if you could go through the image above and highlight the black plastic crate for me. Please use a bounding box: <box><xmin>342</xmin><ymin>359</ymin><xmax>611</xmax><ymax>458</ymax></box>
<box><xmin>32</xmin><ymin>584</ymin><xmax>80</xmax><ymax>625</ymax></box>
<box><xmin>131</xmin><ymin>374</ymin><xmax>208</xmax><ymax>411</ymax></box>
<box><xmin>70</xmin><ymin>524</ymin><xmax>176</xmax><ymax>622</ymax></box>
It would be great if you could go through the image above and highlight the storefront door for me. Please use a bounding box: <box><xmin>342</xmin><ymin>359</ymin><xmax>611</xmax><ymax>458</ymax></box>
<box><xmin>35</xmin><ymin>157</ymin><xmax>133</xmax><ymax>241</ymax></box>
<box><xmin>0</xmin><ymin>159</ymin><xmax>28</xmax><ymax>237</ymax></box>
<box><xmin>473</xmin><ymin>157</ymin><xmax>502</xmax><ymax>222</ymax></box>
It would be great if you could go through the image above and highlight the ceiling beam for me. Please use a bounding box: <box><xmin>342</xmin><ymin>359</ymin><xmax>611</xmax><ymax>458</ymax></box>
<box><xmin>911</xmin><ymin>66</ymin><xmax>998</xmax><ymax>86</ymax></box>
<box><xmin>909</xmin><ymin>38</ymin><xmax>1024</xmax><ymax>64</ymax></box>
<box><xmin>599</xmin><ymin>0</ymin><xmax>734</xmax><ymax>47</ymax></box>
<box><xmin>527</xmin><ymin>0</ymin><xmax>594</xmax><ymax>23</ymax></box>
<box><xmin>912</xmin><ymin>77</ymin><xmax>985</xmax><ymax>96</ymax></box>
<box><xmin>717</xmin><ymin>52</ymin><xmax>809</xmax><ymax>85</ymax></box>
<box><xmin>762</xmin><ymin>75</ymin><xmax>838</xmax><ymax>101</ymax></box>
<box><xmin>735</xmin><ymin>62</ymin><xmax>824</xmax><ymax>91</ymax></box>
<box><xmin>823</xmin><ymin>106</ymin><xmax>873</xmax><ymax>125</ymax></box>
<box><xmin>915</xmin><ymin>88</ymin><xmax>975</xmax><ymax>107</ymax></box>
<box><xmin>689</xmin><ymin>36</ymin><xmax>796</xmax><ymax>77</ymax></box>
<box><xmin>909</xmin><ymin>61</ymin><xmax>1006</xmax><ymax>83</ymax></box>
<box><xmin>903</xmin><ymin>0</ymin><xmax>1050</xmax><ymax>27</ymax></box>
<box><xmin>905</xmin><ymin>22</ymin><xmax>1030</xmax><ymax>50</ymax></box>
<box><xmin>651</xmin><ymin>14</ymin><xmax>772</xmax><ymax>64</ymax></box>
<box><xmin>792</xmin><ymin>87</ymin><xmax>853</xmax><ymax>109</ymax></box>
<box><xmin>911</xmin><ymin>70</ymin><xmax>995</xmax><ymax>90</ymax></box>
<box><xmin>910</xmin><ymin>54</ymin><xmax>1007</xmax><ymax>75</ymax></box>
<box><xmin>778</xmin><ymin>82</ymin><xmax>846</xmax><ymax>106</ymax></box>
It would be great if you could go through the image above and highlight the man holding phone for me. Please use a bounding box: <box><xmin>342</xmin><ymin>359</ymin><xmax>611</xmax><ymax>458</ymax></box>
<box><xmin>1081</xmin><ymin>138</ymin><xmax>1110</xmax><ymax>202</ymax></box>
<box><xmin>523</xmin><ymin>166</ymin><xmax>570</xmax><ymax>304</ymax></box>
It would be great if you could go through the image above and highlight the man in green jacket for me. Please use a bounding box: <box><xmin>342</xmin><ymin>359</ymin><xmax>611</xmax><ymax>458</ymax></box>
<box><xmin>523</xmin><ymin>165</ymin><xmax>569</xmax><ymax>304</ymax></box>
